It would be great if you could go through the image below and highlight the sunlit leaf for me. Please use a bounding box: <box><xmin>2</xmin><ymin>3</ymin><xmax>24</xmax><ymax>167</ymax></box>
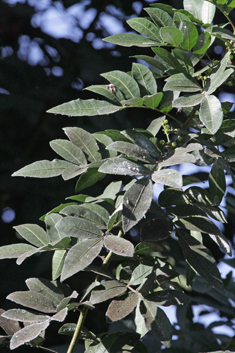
<box><xmin>207</xmin><ymin>51</ymin><xmax>233</xmax><ymax>95</ymax></box>
<box><xmin>13</xmin><ymin>224</ymin><xmax>50</xmax><ymax>247</ymax></box>
<box><xmin>90</xmin><ymin>280</ymin><xmax>127</xmax><ymax>305</ymax></box>
<box><xmin>52</xmin><ymin>250</ymin><xmax>66</xmax><ymax>280</ymax></box>
<box><xmin>122</xmin><ymin>129</ymin><xmax>160</xmax><ymax>158</ymax></box>
<box><xmin>193</xmin><ymin>32</ymin><xmax>211</xmax><ymax>54</ymax></box>
<box><xmin>132</xmin><ymin>63</ymin><xmax>158</xmax><ymax>96</ymax></box>
<box><xmin>0</xmin><ymin>243</ymin><xmax>36</xmax><ymax>259</ymax></box>
<box><xmin>152</xmin><ymin>169</ymin><xmax>183</xmax><ymax>189</ymax></box>
<box><xmin>127</xmin><ymin>17</ymin><xmax>162</xmax><ymax>42</ymax></box>
<box><xmin>104</xmin><ymin>234</ymin><xmax>134</xmax><ymax>257</ymax></box>
<box><xmin>159</xmin><ymin>152</ymin><xmax>195</xmax><ymax>167</ymax></box>
<box><xmin>75</xmin><ymin>167</ymin><xmax>105</xmax><ymax>192</ymax></box>
<box><xmin>85</xmin><ymin>85</ymin><xmax>121</xmax><ymax>105</ymax></box>
<box><xmin>129</xmin><ymin>264</ymin><xmax>152</xmax><ymax>286</ymax></box>
<box><xmin>106</xmin><ymin>292</ymin><xmax>139</xmax><ymax>322</ymax></box>
<box><xmin>25</xmin><ymin>278</ymin><xmax>64</xmax><ymax>306</ymax></box>
<box><xmin>12</xmin><ymin>159</ymin><xmax>71</xmax><ymax>178</ymax></box>
<box><xmin>199</xmin><ymin>95</ymin><xmax>223</xmax><ymax>134</ymax></box>
<box><xmin>2</xmin><ymin>309</ymin><xmax>49</xmax><ymax>323</ymax></box>
<box><xmin>143</xmin><ymin>93</ymin><xmax>163</xmax><ymax>109</ymax></box>
<box><xmin>144</xmin><ymin>7</ymin><xmax>176</xmax><ymax>27</ymax></box>
<box><xmin>173</xmin><ymin>93</ymin><xmax>203</xmax><ymax>108</ymax></box>
<box><xmin>7</xmin><ymin>291</ymin><xmax>57</xmax><ymax>313</ymax></box>
<box><xmin>103</xmin><ymin>33</ymin><xmax>158</xmax><ymax>47</ymax></box>
<box><xmin>179</xmin><ymin>20</ymin><xmax>198</xmax><ymax>51</ymax></box>
<box><xmin>122</xmin><ymin>177</ymin><xmax>153</xmax><ymax>233</ymax></box>
<box><xmin>106</xmin><ymin>141</ymin><xmax>155</xmax><ymax>163</ymax></box>
<box><xmin>45</xmin><ymin>213</ymin><xmax>63</xmax><ymax>241</ymax></box>
<box><xmin>183</xmin><ymin>0</ymin><xmax>216</xmax><ymax>24</ymax></box>
<box><xmin>160</xmin><ymin>26</ymin><xmax>183</xmax><ymax>46</ymax></box>
<box><xmin>164</xmin><ymin>73</ymin><xmax>202</xmax><ymax>93</ymax></box>
<box><xmin>99</xmin><ymin>157</ymin><xmax>149</xmax><ymax>177</ymax></box>
<box><xmin>61</xmin><ymin>238</ymin><xmax>103</xmax><ymax>281</ymax></box>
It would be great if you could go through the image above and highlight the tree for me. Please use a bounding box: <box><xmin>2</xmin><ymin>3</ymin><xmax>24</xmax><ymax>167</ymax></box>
<box><xmin>1</xmin><ymin>0</ymin><xmax>235</xmax><ymax>352</ymax></box>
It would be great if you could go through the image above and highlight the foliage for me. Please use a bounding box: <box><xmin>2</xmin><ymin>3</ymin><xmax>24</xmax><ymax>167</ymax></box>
<box><xmin>1</xmin><ymin>0</ymin><xmax>235</xmax><ymax>352</ymax></box>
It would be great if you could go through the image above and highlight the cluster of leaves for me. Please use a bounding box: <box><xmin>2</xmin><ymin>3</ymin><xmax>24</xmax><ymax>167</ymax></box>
<box><xmin>1</xmin><ymin>0</ymin><xmax>235</xmax><ymax>352</ymax></box>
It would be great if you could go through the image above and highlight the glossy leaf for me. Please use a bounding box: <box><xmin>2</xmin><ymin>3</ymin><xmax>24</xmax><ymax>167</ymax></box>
<box><xmin>122</xmin><ymin>129</ymin><xmax>160</xmax><ymax>158</ymax></box>
<box><xmin>52</xmin><ymin>250</ymin><xmax>66</xmax><ymax>280</ymax></box>
<box><xmin>106</xmin><ymin>141</ymin><xmax>155</xmax><ymax>163</ymax></box>
<box><xmin>47</xmin><ymin>98</ymin><xmax>121</xmax><ymax>116</ymax></box>
<box><xmin>85</xmin><ymin>85</ymin><xmax>121</xmax><ymax>105</ymax></box>
<box><xmin>12</xmin><ymin>159</ymin><xmax>71</xmax><ymax>178</ymax></box>
<box><xmin>122</xmin><ymin>177</ymin><xmax>153</xmax><ymax>233</ymax></box>
<box><xmin>90</xmin><ymin>280</ymin><xmax>127</xmax><ymax>305</ymax></box>
<box><xmin>199</xmin><ymin>95</ymin><xmax>223</xmax><ymax>134</ymax></box>
<box><xmin>61</xmin><ymin>238</ymin><xmax>103</xmax><ymax>281</ymax></box>
<box><xmin>63</xmin><ymin>127</ymin><xmax>101</xmax><ymax>162</ymax></box>
<box><xmin>152</xmin><ymin>169</ymin><xmax>183</xmax><ymax>189</ymax></box>
<box><xmin>50</xmin><ymin>139</ymin><xmax>87</xmax><ymax>165</ymax></box>
<box><xmin>127</xmin><ymin>17</ymin><xmax>162</xmax><ymax>42</ymax></box>
<box><xmin>183</xmin><ymin>0</ymin><xmax>216</xmax><ymax>24</ymax></box>
<box><xmin>141</xmin><ymin>299</ymin><xmax>172</xmax><ymax>347</ymax></box>
<box><xmin>209</xmin><ymin>162</ymin><xmax>226</xmax><ymax>206</ymax></box>
<box><xmin>104</xmin><ymin>234</ymin><xmax>134</xmax><ymax>257</ymax></box>
<box><xmin>132</xmin><ymin>63</ymin><xmax>157</xmax><ymax>96</ymax></box>
<box><xmin>0</xmin><ymin>243</ymin><xmax>36</xmax><ymax>259</ymax></box>
<box><xmin>173</xmin><ymin>93</ymin><xmax>203</xmax><ymax>108</ymax></box>
<box><xmin>179</xmin><ymin>20</ymin><xmax>198</xmax><ymax>51</ymax></box>
<box><xmin>144</xmin><ymin>7</ymin><xmax>176</xmax><ymax>27</ymax></box>
<box><xmin>10</xmin><ymin>321</ymin><xmax>50</xmax><ymax>350</ymax></box>
<box><xmin>143</xmin><ymin>93</ymin><xmax>163</xmax><ymax>109</ymax></box>
<box><xmin>99</xmin><ymin>157</ymin><xmax>149</xmax><ymax>177</ymax></box>
<box><xmin>193</xmin><ymin>32</ymin><xmax>211</xmax><ymax>54</ymax></box>
<box><xmin>55</xmin><ymin>216</ymin><xmax>103</xmax><ymax>240</ymax></box>
<box><xmin>140</xmin><ymin>218</ymin><xmax>173</xmax><ymax>242</ymax></box>
<box><xmin>14</xmin><ymin>224</ymin><xmax>50</xmax><ymax>247</ymax></box>
<box><xmin>164</xmin><ymin>73</ymin><xmax>202</xmax><ymax>93</ymax></box>
<box><xmin>106</xmin><ymin>292</ymin><xmax>139</xmax><ymax>322</ymax></box>
<box><xmin>160</xmin><ymin>26</ymin><xmax>183</xmax><ymax>46</ymax></box>
<box><xmin>178</xmin><ymin>230</ymin><xmax>224</xmax><ymax>291</ymax></box>
<box><xmin>101</xmin><ymin>70</ymin><xmax>140</xmax><ymax>100</ymax></box>
<box><xmin>103</xmin><ymin>33</ymin><xmax>158</xmax><ymax>47</ymax></box>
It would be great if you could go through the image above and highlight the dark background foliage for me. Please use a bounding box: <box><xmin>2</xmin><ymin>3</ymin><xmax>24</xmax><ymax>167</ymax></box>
<box><xmin>1</xmin><ymin>0</ymin><xmax>235</xmax><ymax>351</ymax></box>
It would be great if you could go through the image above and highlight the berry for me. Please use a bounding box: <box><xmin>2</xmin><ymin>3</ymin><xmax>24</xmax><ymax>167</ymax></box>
<box><xmin>171</xmin><ymin>141</ymin><xmax>177</xmax><ymax>148</ymax></box>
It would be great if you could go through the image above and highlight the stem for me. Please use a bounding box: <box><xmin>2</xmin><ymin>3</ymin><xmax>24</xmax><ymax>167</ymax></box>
<box><xmin>181</xmin><ymin>106</ymin><xmax>198</xmax><ymax>131</ymax></box>
<box><xmin>223</xmin><ymin>11</ymin><xmax>235</xmax><ymax>34</ymax></box>
<box><xmin>140</xmin><ymin>106</ymin><xmax>183</xmax><ymax>127</ymax></box>
<box><xmin>66</xmin><ymin>229</ymin><xmax>124</xmax><ymax>353</ymax></box>
<box><xmin>67</xmin><ymin>306</ymin><xmax>89</xmax><ymax>353</ymax></box>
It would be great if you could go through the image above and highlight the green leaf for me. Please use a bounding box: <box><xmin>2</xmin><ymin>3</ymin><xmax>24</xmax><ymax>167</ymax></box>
<box><xmin>160</xmin><ymin>26</ymin><xmax>183</xmax><ymax>46</ymax></box>
<box><xmin>75</xmin><ymin>167</ymin><xmax>105</xmax><ymax>192</ymax></box>
<box><xmin>45</xmin><ymin>213</ymin><xmax>63</xmax><ymax>241</ymax></box>
<box><xmin>164</xmin><ymin>72</ymin><xmax>202</xmax><ymax>93</ymax></box>
<box><xmin>152</xmin><ymin>47</ymin><xmax>185</xmax><ymax>72</ymax></box>
<box><xmin>177</xmin><ymin>229</ymin><xmax>224</xmax><ymax>291</ymax></box>
<box><xmin>172</xmin><ymin>48</ymin><xmax>194</xmax><ymax>75</ymax></box>
<box><xmin>106</xmin><ymin>141</ymin><xmax>155</xmax><ymax>163</ymax></box>
<box><xmin>143</xmin><ymin>93</ymin><xmax>163</xmax><ymax>109</ymax></box>
<box><xmin>25</xmin><ymin>278</ymin><xmax>64</xmax><ymax>306</ymax></box>
<box><xmin>101</xmin><ymin>70</ymin><xmax>140</xmax><ymax>100</ymax></box>
<box><xmin>183</xmin><ymin>0</ymin><xmax>216</xmax><ymax>24</ymax></box>
<box><xmin>152</xmin><ymin>169</ymin><xmax>183</xmax><ymax>189</ymax></box>
<box><xmin>122</xmin><ymin>129</ymin><xmax>160</xmax><ymax>159</ymax></box>
<box><xmin>7</xmin><ymin>291</ymin><xmax>57</xmax><ymax>313</ymax></box>
<box><xmin>49</xmin><ymin>139</ymin><xmax>87</xmax><ymax>165</ymax></box>
<box><xmin>2</xmin><ymin>309</ymin><xmax>49</xmax><ymax>323</ymax></box>
<box><xmin>193</xmin><ymin>32</ymin><xmax>211</xmax><ymax>54</ymax></box>
<box><xmin>104</xmin><ymin>235</ymin><xmax>134</xmax><ymax>257</ymax></box>
<box><xmin>60</xmin><ymin>204</ymin><xmax>106</xmax><ymax>228</ymax></box>
<box><xmin>61</xmin><ymin>238</ymin><xmax>103</xmax><ymax>281</ymax></box>
<box><xmin>207</xmin><ymin>52</ymin><xmax>233</xmax><ymax>95</ymax></box>
<box><xmin>179</xmin><ymin>20</ymin><xmax>198</xmax><ymax>51</ymax></box>
<box><xmin>47</xmin><ymin>98</ymin><xmax>121</xmax><ymax>116</ymax></box>
<box><xmin>199</xmin><ymin>95</ymin><xmax>223</xmax><ymax>134</ymax></box>
<box><xmin>103</xmin><ymin>33</ymin><xmax>158</xmax><ymax>47</ymax></box>
<box><xmin>63</xmin><ymin>127</ymin><xmax>101</xmax><ymax>162</ymax></box>
<box><xmin>123</xmin><ymin>177</ymin><xmax>153</xmax><ymax>233</ymax></box>
<box><xmin>106</xmin><ymin>292</ymin><xmax>139</xmax><ymax>322</ymax></box>
<box><xmin>158</xmin><ymin>188</ymin><xmax>186</xmax><ymax>207</ymax></box>
<box><xmin>52</xmin><ymin>250</ymin><xmax>66</xmax><ymax>280</ymax></box>
<box><xmin>12</xmin><ymin>159</ymin><xmax>71</xmax><ymax>178</ymax></box>
<box><xmin>0</xmin><ymin>243</ymin><xmax>37</xmax><ymax>259</ymax></box>
<box><xmin>55</xmin><ymin>216</ymin><xmax>103</xmax><ymax>240</ymax></box>
<box><xmin>144</xmin><ymin>7</ymin><xmax>176</xmax><ymax>27</ymax></box>
<box><xmin>14</xmin><ymin>224</ymin><xmax>50</xmax><ymax>247</ymax></box>
<box><xmin>10</xmin><ymin>321</ymin><xmax>50</xmax><ymax>350</ymax></box>
<box><xmin>129</xmin><ymin>264</ymin><xmax>152</xmax><ymax>286</ymax></box>
<box><xmin>62</xmin><ymin>165</ymin><xmax>88</xmax><ymax>181</ymax></box>
<box><xmin>141</xmin><ymin>299</ymin><xmax>172</xmax><ymax>347</ymax></box>
<box><xmin>121</xmin><ymin>97</ymin><xmax>144</xmax><ymax>107</ymax></box>
<box><xmin>209</xmin><ymin>25</ymin><xmax>235</xmax><ymax>41</ymax></box>
<box><xmin>90</xmin><ymin>280</ymin><xmax>127</xmax><ymax>305</ymax></box>
<box><xmin>147</xmin><ymin>116</ymin><xmax>166</xmax><ymax>136</ymax></box>
<box><xmin>85</xmin><ymin>85</ymin><xmax>121</xmax><ymax>105</ymax></box>
<box><xmin>82</xmin><ymin>203</ymin><xmax>110</xmax><ymax>225</ymax></box>
<box><xmin>132</xmin><ymin>63</ymin><xmax>158</xmax><ymax>96</ymax></box>
<box><xmin>209</xmin><ymin>162</ymin><xmax>226</xmax><ymax>206</ymax></box>
<box><xmin>99</xmin><ymin>157</ymin><xmax>149</xmax><ymax>177</ymax></box>
<box><xmin>140</xmin><ymin>218</ymin><xmax>173</xmax><ymax>242</ymax></box>
<box><xmin>132</xmin><ymin>55</ymin><xmax>166</xmax><ymax>72</ymax></box>
<box><xmin>159</xmin><ymin>153</ymin><xmax>195</xmax><ymax>167</ymax></box>
<box><xmin>127</xmin><ymin>17</ymin><xmax>162</xmax><ymax>42</ymax></box>
<box><xmin>173</xmin><ymin>93</ymin><xmax>203</xmax><ymax>108</ymax></box>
